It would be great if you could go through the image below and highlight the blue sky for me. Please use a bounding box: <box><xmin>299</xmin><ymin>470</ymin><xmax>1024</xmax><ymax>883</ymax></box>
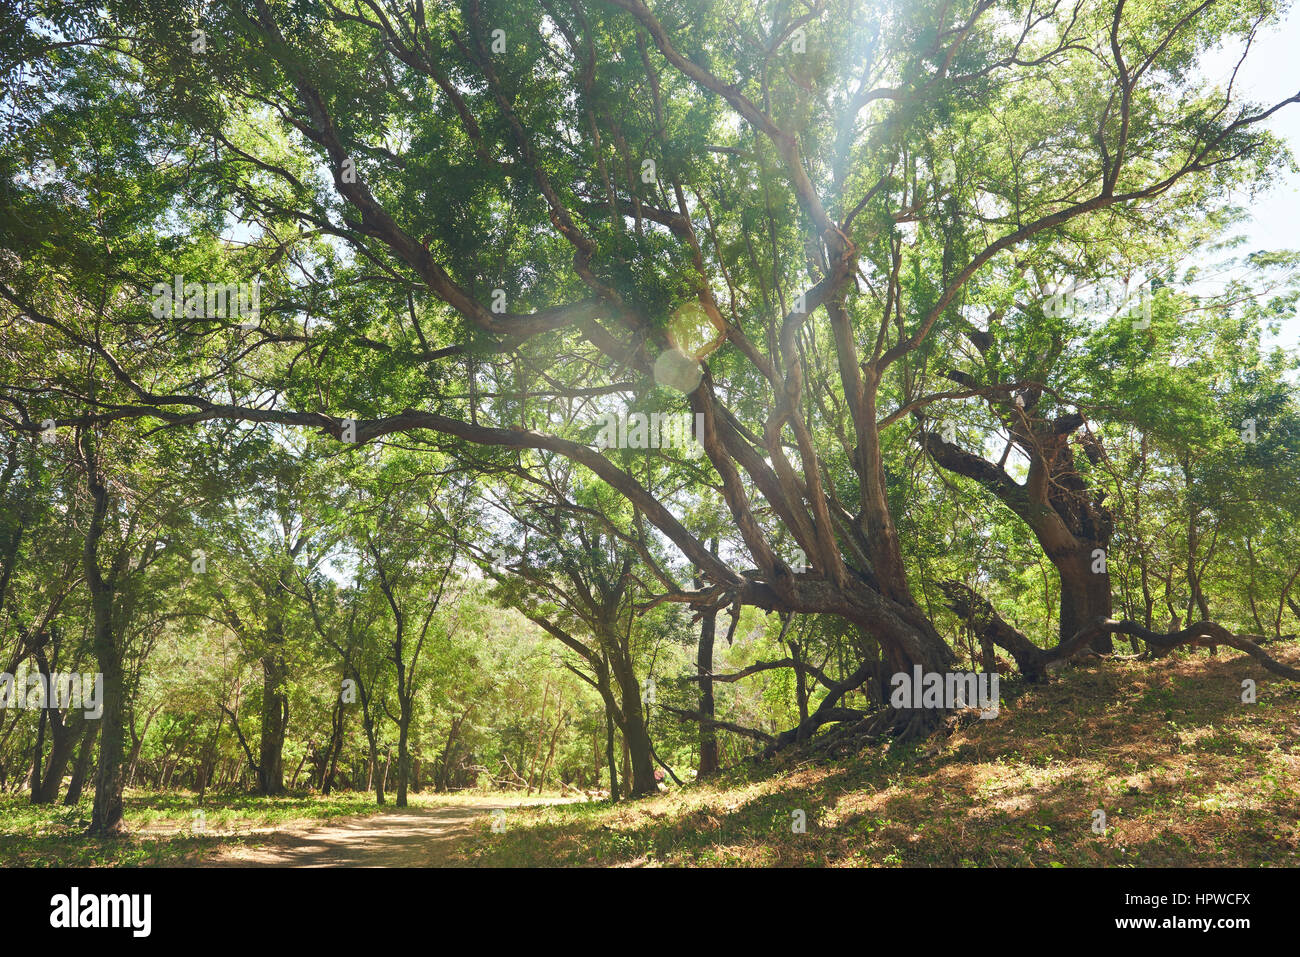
<box><xmin>1200</xmin><ymin>3</ymin><xmax>1300</xmax><ymax>352</ymax></box>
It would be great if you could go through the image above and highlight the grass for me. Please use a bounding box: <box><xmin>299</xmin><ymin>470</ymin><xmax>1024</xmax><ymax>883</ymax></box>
<box><xmin>0</xmin><ymin>789</ymin><xmax>383</xmax><ymax>866</ymax></box>
<box><xmin>0</xmin><ymin>787</ymin><xmax>577</xmax><ymax>866</ymax></box>
<box><xmin>451</xmin><ymin>647</ymin><xmax>1300</xmax><ymax>867</ymax></box>
<box><xmin>3</xmin><ymin>646</ymin><xmax>1297</xmax><ymax>867</ymax></box>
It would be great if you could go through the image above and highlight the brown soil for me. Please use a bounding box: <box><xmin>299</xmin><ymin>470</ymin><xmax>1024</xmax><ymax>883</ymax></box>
<box><xmin>207</xmin><ymin>798</ymin><xmax>573</xmax><ymax>867</ymax></box>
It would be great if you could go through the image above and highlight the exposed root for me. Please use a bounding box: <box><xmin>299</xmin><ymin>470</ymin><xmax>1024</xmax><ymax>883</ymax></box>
<box><xmin>1074</xmin><ymin>619</ymin><xmax>1300</xmax><ymax>681</ymax></box>
<box><xmin>939</xmin><ymin>580</ymin><xmax>1053</xmax><ymax>679</ymax></box>
<box><xmin>675</xmin><ymin>599</ymin><xmax>1298</xmax><ymax>770</ymax></box>
<box><xmin>767</xmin><ymin>705</ymin><xmax>951</xmax><ymax>762</ymax></box>
<box><xmin>941</xmin><ymin>579</ymin><xmax>1300</xmax><ymax>683</ymax></box>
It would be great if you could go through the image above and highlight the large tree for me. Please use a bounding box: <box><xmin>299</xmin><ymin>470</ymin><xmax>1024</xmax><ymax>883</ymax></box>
<box><xmin>4</xmin><ymin>0</ymin><xmax>1299</xmax><ymax>749</ymax></box>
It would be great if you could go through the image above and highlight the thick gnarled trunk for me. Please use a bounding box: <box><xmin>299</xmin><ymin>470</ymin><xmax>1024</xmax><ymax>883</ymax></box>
<box><xmin>1058</xmin><ymin>549</ymin><xmax>1114</xmax><ymax>652</ymax></box>
<box><xmin>924</xmin><ymin>404</ymin><xmax>1116</xmax><ymax>654</ymax></box>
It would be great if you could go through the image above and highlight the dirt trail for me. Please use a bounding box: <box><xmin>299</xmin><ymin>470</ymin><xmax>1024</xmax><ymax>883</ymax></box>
<box><xmin>208</xmin><ymin>799</ymin><xmax>571</xmax><ymax>867</ymax></box>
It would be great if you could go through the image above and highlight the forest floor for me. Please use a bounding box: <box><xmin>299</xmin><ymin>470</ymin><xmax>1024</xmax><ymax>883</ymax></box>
<box><xmin>0</xmin><ymin>789</ymin><xmax>570</xmax><ymax>866</ymax></box>
<box><xmin>206</xmin><ymin>797</ymin><xmax>575</xmax><ymax>867</ymax></box>
<box><xmin>3</xmin><ymin>644</ymin><xmax>1297</xmax><ymax>867</ymax></box>
<box><xmin>451</xmin><ymin>646</ymin><xmax>1300</xmax><ymax>867</ymax></box>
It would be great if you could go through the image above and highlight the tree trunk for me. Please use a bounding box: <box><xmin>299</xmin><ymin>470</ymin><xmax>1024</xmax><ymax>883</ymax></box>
<box><xmin>82</xmin><ymin>432</ymin><xmax>127</xmax><ymax>836</ymax></box>
<box><xmin>395</xmin><ymin>704</ymin><xmax>410</xmax><ymax>808</ymax></box>
<box><xmin>1059</xmin><ymin>549</ymin><xmax>1114</xmax><ymax>652</ymax></box>
<box><xmin>364</xmin><ymin>718</ymin><xmax>384</xmax><ymax>805</ymax></box>
<box><xmin>537</xmin><ymin>701</ymin><xmax>565</xmax><ymax>795</ymax></box>
<box><xmin>32</xmin><ymin>716</ymin><xmax>78</xmax><ymax>805</ymax></box>
<box><xmin>30</xmin><ymin>705</ymin><xmax>47</xmax><ymax>803</ymax></box>
<box><xmin>64</xmin><ymin>723</ymin><xmax>98</xmax><ymax>805</ymax></box>
<box><xmin>923</xmin><ymin>399</ymin><xmax>1115</xmax><ymax>655</ymax></box>
<box><xmin>88</xmin><ymin>582</ymin><xmax>126</xmax><ymax>834</ymax></box>
<box><xmin>696</xmin><ymin>604</ymin><xmax>720</xmax><ymax>777</ymax></box>
<box><xmin>435</xmin><ymin>711</ymin><xmax>467</xmax><ymax>792</ymax></box>
<box><xmin>125</xmin><ymin>705</ymin><xmax>160</xmax><ymax>788</ymax></box>
<box><xmin>322</xmin><ymin>698</ymin><xmax>344</xmax><ymax>795</ymax></box>
<box><xmin>604</xmin><ymin>704</ymin><xmax>618</xmax><ymax>803</ymax></box>
<box><xmin>257</xmin><ymin>651</ymin><xmax>287</xmax><ymax>795</ymax></box>
<box><xmin>620</xmin><ymin>732</ymin><xmax>630</xmax><ymax>799</ymax></box>
<box><xmin>615</xmin><ymin>675</ymin><xmax>657</xmax><ymax>797</ymax></box>
<box><xmin>526</xmin><ymin>679</ymin><xmax>552</xmax><ymax>794</ymax></box>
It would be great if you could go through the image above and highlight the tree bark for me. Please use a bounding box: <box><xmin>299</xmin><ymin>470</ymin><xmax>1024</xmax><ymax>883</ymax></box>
<box><xmin>63</xmin><ymin>723</ymin><xmax>98</xmax><ymax>805</ymax></box>
<box><xmin>1058</xmin><ymin>550</ymin><xmax>1115</xmax><ymax>653</ymax></box>
<box><xmin>604</xmin><ymin>702</ymin><xmax>619</xmax><ymax>803</ymax></box>
<box><xmin>695</xmin><ymin>604</ymin><xmax>720</xmax><ymax>777</ymax></box>
<box><xmin>606</xmin><ymin>645</ymin><xmax>657</xmax><ymax>797</ymax></box>
<box><xmin>619</xmin><ymin>681</ymin><xmax>657</xmax><ymax>797</ymax></box>
<box><xmin>923</xmin><ymin>413</ymin><xmax>1114</xmax><ymax>652</ymax></box>
<box><xmin>257</xmin><ymin>647</ymin><xmax>288</xmax><ymax>795</ymax></box>
<box><xmin>32</xmin><ymin>715</ymin><xmax>78</xmax><ymax>805</ymax></box>
<box><xmin>82</xmin><ymin>431</ymin><xmax>127</xmax><ymax>836</ymax></box>
<box><xmin>364</xmin><ymin>716</ymin><xmax>384</xmax><ymax>805</ymax></box>
<box><xmin>321</xmin><ymin>697</ymin><xmax>344</xmax><ymax>795</ymax></box>
<box><xmin>395</xmin><ymin>704</ymin><xmax>410</xmax><ymax>807</ymax></box>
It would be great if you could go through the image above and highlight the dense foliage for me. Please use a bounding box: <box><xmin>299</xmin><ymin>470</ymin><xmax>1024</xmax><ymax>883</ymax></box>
<box><xmin>0</xmin><ymin>0</ymin><xmax>1296</xmax><ymax>834</ymax></box>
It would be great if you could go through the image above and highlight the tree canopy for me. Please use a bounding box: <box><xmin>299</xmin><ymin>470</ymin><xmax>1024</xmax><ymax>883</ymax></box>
<box><xmin>1</xmin><ymin>0</ymin><xmax>1297</xmax><ymax>836</ymax></box>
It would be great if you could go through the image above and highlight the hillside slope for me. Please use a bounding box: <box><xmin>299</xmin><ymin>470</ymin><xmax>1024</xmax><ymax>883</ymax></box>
<box><xmin>454</xmin><ymin>647</ymin><xmax>1300</xmax><ymax>867</ymax></box>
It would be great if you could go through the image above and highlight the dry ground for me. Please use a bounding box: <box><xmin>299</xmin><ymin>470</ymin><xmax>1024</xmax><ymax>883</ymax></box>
<box><xmin>448</xmin><ymin>647</ymin><xmax>1300</xmax><ymax>867</ymax></box>
<box><xmin>4</xmin><ymin>645</ymin><xmax>1295</xmax><ymax>867</ymax></box>
<box><xmin>206</xmin><ymin>798</ymin><xmax>574</xmax><ymax>867</ymax></box>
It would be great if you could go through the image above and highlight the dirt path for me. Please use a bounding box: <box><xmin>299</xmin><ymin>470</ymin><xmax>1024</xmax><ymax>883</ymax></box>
<box><xmin>208</xmin><ymin>799</ymin><xmax>571</xmax><ymax>867</ymax></box>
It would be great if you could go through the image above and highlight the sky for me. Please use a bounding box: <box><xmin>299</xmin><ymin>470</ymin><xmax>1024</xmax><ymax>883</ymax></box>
<box><xmin>1198</xmin><ymin>3</ymin><xmax>1300</xmax><ymax>352</ymax></box>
